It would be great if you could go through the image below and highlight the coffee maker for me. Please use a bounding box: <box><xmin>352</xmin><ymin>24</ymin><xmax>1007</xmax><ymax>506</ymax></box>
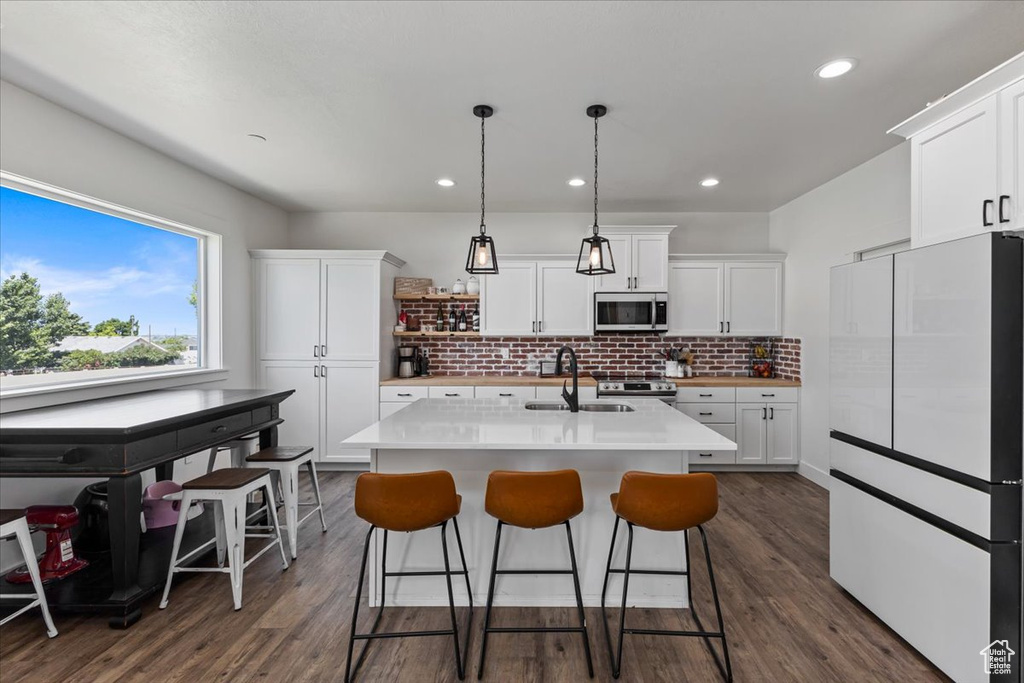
<box><xmin>397</xmin><ymin>345</ymin><xmax>420</xmax><ymax>378</ymax></box>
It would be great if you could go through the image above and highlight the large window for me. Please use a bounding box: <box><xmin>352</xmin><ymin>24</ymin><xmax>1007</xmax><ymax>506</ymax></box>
<box><xmin>0</xmin><ymin>175</ymin><xmax>218</xmax><ymax>393</ymax></box>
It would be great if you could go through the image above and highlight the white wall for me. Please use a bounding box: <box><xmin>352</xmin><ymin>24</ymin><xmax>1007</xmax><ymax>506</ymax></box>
<box><xmin>0</xmin><ymin>80</ymin><xmax>289</xmax><ymax>567</ymax></box>
<box><xmin>289</xmin><ymin>211</ymin><xmax>769</xmax><ymax>287</ymax></box>
<box><xmin>769</xmin><ymin>142</ymin><xmax>910</xmax><ymax>487</ymax></box>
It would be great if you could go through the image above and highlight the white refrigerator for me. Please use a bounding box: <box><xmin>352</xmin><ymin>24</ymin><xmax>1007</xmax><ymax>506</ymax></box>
<box><xmin>829</xmin><ymin>232</ymin><xmax>1022</xmax><ymax>682</ymax></box>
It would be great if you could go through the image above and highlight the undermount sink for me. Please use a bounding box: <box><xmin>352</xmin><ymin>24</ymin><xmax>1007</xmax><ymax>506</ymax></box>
<box><xmin>524</xmin><ymin>402</ymin><xmax>635</xmax><ymax>413</ymax></box>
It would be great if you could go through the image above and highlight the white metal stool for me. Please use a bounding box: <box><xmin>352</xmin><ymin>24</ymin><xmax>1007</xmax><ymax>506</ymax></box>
<box><xmin>0</xmin><ymin>509</ymin><xmax>57</xmax><ymax>638</ymax></box>
<box><xmin>245</xmin><ymin>446</ymin><xmax>326</xmax><ymax>559</ymax></box>
<box><xmin>159</xmin><ymin>468</ymin><xmax>288</xmax><ymax>611</ymax></box>
<box><xmin>207</xmin><ymin>434</ymin><xmax>260</xmax><ymax>472</ymax></box>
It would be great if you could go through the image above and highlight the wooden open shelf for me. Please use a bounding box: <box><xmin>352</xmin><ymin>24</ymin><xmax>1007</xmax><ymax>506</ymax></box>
<box><xmin>393</xmin><ymin>331</ymin><xmax>480</xmax><ymax>337</ymax></box>
<box><xmin>393</xmin><ymin>293</ymin><xmax>480</xmax><ymax>301</ymax></box>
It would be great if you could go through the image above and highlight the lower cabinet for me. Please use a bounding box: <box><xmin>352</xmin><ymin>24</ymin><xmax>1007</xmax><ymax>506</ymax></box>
<box><xmin>259</xmin><ymin>360</ymin><xmax>379</xmax><ymax>465</ymax></box>
<box><xmin>737</xmin><ymin>401</ymin><xmax>799</xmax><ymax>464</ymax></box>
<box><xmin>690</xmin><ymin>424</ymin><xmax>737</xmax><ymax>465</ymax></box>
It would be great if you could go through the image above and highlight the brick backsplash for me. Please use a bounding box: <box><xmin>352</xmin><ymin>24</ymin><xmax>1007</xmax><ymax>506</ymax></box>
<box><xmin>395</xmin><ymin>303</ymin><xmax>799</xmax><ymax>381</ymax></box>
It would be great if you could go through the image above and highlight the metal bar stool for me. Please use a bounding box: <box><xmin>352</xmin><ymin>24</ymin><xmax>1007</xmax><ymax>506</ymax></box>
<box><xmin>245</xmin><ymin>446</ymin><xmax>326</xmax><ymax>559</ymax></box>
<box><xmin>159</xmin><ymin>467</ymin><xmax>288</xmax><ymax>611</ymax></box>
<box><xmin>600</xmin><ymin>471</ymin><xmax>732</xmax><ymax>681</ymax></box>
<box><xmin>0</xmin><ymin>509</ymin><xmax>57</xmax><ymax>638</ymax></box>
<box><xmin>477</xmin><ymin>469</ymin><xmax>593</xmax><ymax>680</ymax></box>
<box><xmin>345</xmin><ymin>470</ymin><xmax>472</xmax><ymax>683</ymax></box>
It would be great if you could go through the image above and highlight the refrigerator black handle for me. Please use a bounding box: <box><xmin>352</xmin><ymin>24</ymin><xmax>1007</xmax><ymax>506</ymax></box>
<box><xmin>982</xmin><ymin>199</ymin><xmax>994</xmax><ymax>227</ymax></box>
<box><xmin>998</xmin><ymin>194</ymin><xmax>1010</xmax><ymax>223</ymax></box>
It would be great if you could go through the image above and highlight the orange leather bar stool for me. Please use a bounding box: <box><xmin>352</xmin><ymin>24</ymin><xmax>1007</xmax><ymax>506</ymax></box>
<box><xmin>477</xmin><ymin>469</ymin><xmax>593</xmax><ymax>680</ymax></box>
<box><xmin>601</xmin><ymin>471</ymin><xmax>732</xmax><ymax>681</ymax></box>
<box><xmin>345</xmin><ymin>471</ymin><xmax>472</xmax><ymax>683</ymax></box>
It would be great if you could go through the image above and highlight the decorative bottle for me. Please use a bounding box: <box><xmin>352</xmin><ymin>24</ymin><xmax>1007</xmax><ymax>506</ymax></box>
<box><xmin>458</xmin><ymin>305</ymin><xmax>468</xmax><ymax>332</ymax></box>
<box><xmin>472</xmin><ymin>303</ymin><xmax>480</xmax><ymax>332</ymax></box>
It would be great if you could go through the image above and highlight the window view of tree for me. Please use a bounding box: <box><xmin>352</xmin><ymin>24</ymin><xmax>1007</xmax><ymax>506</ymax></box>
<box><xmin>0</xmin><ymin>186</ymin><xmax>201</xmax><ymax>388</ymax></box>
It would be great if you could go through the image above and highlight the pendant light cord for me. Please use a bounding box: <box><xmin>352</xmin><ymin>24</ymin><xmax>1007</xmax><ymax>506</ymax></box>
<box><xmin>480</xmin><ymin>114</ymin><xmax>486</xmax><ymax>234</ymax></box>
<box><xmin>592</xmin><ymin>113</ymin><xmax>599</xmax><ymax>235</ymax></box>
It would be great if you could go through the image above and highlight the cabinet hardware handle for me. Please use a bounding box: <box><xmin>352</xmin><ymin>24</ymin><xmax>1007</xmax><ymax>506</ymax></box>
<box><xmin>769</xmin><ymin>407</ymin><xmax>774</xmax><ymax>420</ymax></box>
<box><xmin>762</xmin><ymin>407</ymin><xmax>767</xmax><ymax>419</ymax></box>
<box><xmin>983</xmin><ymin>199</ymin><xmax>994</xmax><ymax>227</ymax></box>
<box><xmin>313</xmin><ymin>345</ymin><xmax>319</xmax><ymax>358</ymax></box>
<box><xmin>539</xmin><ymin>321</ymin><xmax>543</xmax><ymax>333</ymax></box>
<box><xmin>60</xmin><ymin>448</ymin><xmax>85</xmax><ymax>465</ymax></box>
<box><xmin>699</xmin><ymin>453</ymin><xmax>713</xmax><ymax>458</ymax></box>
<box><xmin>321</xmin><ymin>365</ymin><xmax>327</xmax><ymax>377</ymax></box>
<box><xmin>445</xmin><ymin>393</ymin><xmax>459</xmax><ymax>397</ymax></box>
<box><xmin>699</xmin><ymin>412</ymin><xmax>713</xmax><ymax>416</ymax></box>
<box><xmin>314</xmin><ymin>365</ymin><xmax>319</xmax><ymax>378</ymax></box>
<box><xmin>762</xmin><ymin>393</ymin><xmax>775</xmax><ymax>397</ymax></box>
<box><xmin>699</xmin><ymin>393</ymin><xmax>712</xmax><ymax>397</ymax></box>
<box><xmin>532</xmin><ymin>321</ymin><xmax>536</xmax><ymax>333</ymax></box>
<box><xmin>726</xmin><ymin>321</ymin><xmax>730</xmax><ymax>333</ymax></box>
<box><xmin>634</xmin><ymin>276</ymin><xmax>638</xmax><ymax>289</ymax></box>
<box><xmin>499</xmin><ymin>393</ymin><xmax>513</xmax><ymax>397</ymax></box>
<box><xmin>321</xmin><ymin>344</ymin><xmax>327</xmax><ymax>356</ymax></box>
<box><xmin>397</xmin><ymin>393</ymin><xmax>412</xmax><ymax>397</ymax></box>
<box><xmin>719</xmin><ymin>322</ymin><xmax>723</xmax><ymax>333</ymax></box>
<box><xmin>213</xmin><ymin>425</ymin><xmax>227</xmax><ymax>433</ymax></box>
<box><xmin>999</xmin><ymin>195</ymin><xmax>1010</xmax><ymax>223</ymax></box>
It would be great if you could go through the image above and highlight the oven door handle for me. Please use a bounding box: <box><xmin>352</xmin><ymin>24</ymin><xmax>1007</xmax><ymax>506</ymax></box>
<box><xmin>651</xmin><ymin>298</ymin><xmax>657</xmax><ymax>329</ymax></box>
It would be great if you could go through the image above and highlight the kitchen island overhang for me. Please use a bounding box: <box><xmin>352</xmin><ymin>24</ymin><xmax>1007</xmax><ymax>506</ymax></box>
<box><xmin>343</xmin><ymin>398</ymin><xmax>736</xmax><ymax>608</ymax></box>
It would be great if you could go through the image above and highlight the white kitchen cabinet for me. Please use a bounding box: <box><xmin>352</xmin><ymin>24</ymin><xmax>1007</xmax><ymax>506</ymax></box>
<box><xmin>736</xmin><ymin>403</ymin><xmax>767</xmax><ymax>464</ymax></box>
<box><xmin>632</xmin><ymin>234</ymin><xmax>670</xmax><ymax>291</ymax></box>
<box><xmin>322</xmin><ymin>259</ymin><xmax>380</xmax><ymax>360</ymax></box>
<box><xmin>257</xmin><ymin>259</ymin><xmax>321</xmax><ymax>360</ymax></box>
<box><xmin>258</xmin><ymin>360</ymin><xmax>323</xmax><ymax>460</ymax></box>
<box><xmin>537</xmin><ymin>261</ymin><xmax>594</xmax><ymax>336</ymax></box>
<box><xmin>690</xmin><ymin>424</ymin><xmax>737</xmax><ymax>466</ymax></box>
<box><xmin>766</xmin><ymin>403</ymin><xmax>798</xmax><ymax>464</ymax></box>
<box><xmin>321</xmin><ymin>362</ymin><xmax>379</xmax><ymax>464</ymax></box>
<box><xmin>594</xmin><ymin>235</ymin><xmax>632</xmax><ymax>292</ymax></box>
<box><xmin>428</xmin><ymin>386</ymin><xmax>475</xmax><ymax>399</ymax></box>
<box><xmin>724</xmin><ymin>263</ymin><xmax>783</xmax><ymax>336</ymax></box>
<box><xmin>535</xmin><ymin>385</ymin><xmax>597</xmax><ymax>401</ymax></box>
<box><xmin>480</xmin><ymin>262</ymin><xmax>537</xmax><ymax>335</ymax></box>
<box><xmin>474</xmin><ymin>386</ymin><xmax>537</xmax><ymax>399</ymax></box>
<box><xmin>999</xmin><ymin>78</ymin><xmax>1024</xmax><ymax>231</ymax></box>
<box><xmin>594</xmin><ymin>228</ymin><xmax>673</xmax><ymax>293</ymax></box>
<box><xmin>667</xmin><ymin>263</ymin><xmax>724</xmax><ymax>336</ymax></box>
<box><xmin>379</xmin><ymin>402</ymin><xmax>410</xmax><ymax>419</ymax></box>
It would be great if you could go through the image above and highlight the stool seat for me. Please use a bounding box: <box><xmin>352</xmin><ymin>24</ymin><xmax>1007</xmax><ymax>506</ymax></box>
<box><xmin>610</xmin><ymin>471</ymin><xmax>718</xmax><ymax>532</ymax></box>
<box><xmin>0</xmin><ymin>509</ymin><xmax>25</xmax><ymax>526</ymax></box>
<box><xmin>354</xmin><ymin>471</ymin><xmax>460</xmax><ymax>532</ymax></box>
<box><xmin>485</xmin><ymin>469</ymin><xmax>583</xmax><ymax>529</ymax></box>
<box><xmin>246</xmin><ymin>446</ymin><xmax>314</xmax><ymax>462</ymax></box>
<box><xmin>184</xmin><ymin>467</ymin><xmax>271</xmax><ymax>490</ymax></box>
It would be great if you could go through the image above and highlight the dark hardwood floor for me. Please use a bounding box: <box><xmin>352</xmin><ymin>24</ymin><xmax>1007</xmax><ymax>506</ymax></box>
<box><xmin>0</xmin><ymin>472</ymin><xmax>946</xmax><ymax>682</ymax></box>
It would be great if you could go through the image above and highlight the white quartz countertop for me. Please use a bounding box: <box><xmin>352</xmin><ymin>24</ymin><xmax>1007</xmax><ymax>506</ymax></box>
<box><xmin>343</xmin><ymin>398</ymin><xmax>738</xmax><ymax>451</ymax></box>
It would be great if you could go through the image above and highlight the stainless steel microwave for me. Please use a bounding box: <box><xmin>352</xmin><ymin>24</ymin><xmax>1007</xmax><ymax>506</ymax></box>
<box><xmin>594</xmin><ymin>292</ymin><xmax>668</xmax><ymax>332</ymax></box>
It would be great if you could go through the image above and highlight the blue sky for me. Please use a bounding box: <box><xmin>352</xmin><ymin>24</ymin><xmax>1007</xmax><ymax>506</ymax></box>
<box><xmin>0</xmin><ymin>187</ymin><xmax>199</xmax><ymax>336</ymax></box>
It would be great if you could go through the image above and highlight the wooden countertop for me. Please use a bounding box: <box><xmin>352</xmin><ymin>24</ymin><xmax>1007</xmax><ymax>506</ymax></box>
<box><xmin>380</xmin><ymin>376</ymin><xmax>800</xmax><ymax>388</ymax></box>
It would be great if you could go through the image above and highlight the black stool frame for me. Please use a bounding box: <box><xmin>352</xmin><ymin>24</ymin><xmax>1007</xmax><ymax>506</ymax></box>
<box><xmin>344</xmin><ymin>518</ymin><xmax>473</xmax><ymax>683</ymax></box>
<box><xmin>600</xmin><ymin>517</ymin><xmax>733</xmax><ymax>681</ymax></box>
<box><xmin>477</xmin><ymin>519</ymin><xmax>594</xmax><ymax>680</ymax></box>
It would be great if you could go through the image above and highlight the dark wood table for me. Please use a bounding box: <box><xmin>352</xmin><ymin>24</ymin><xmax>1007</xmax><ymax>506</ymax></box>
<box><xmin>0</xmin><ymin>388</ymin><xmax>293</xmax><ymax>628</ymax></box>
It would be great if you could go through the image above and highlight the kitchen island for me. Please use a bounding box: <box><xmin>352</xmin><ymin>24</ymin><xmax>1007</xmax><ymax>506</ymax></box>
<box><xmin>343</xmin><ymin>397</ymin><xmax>735</xmax><ymax>608</ymax></box>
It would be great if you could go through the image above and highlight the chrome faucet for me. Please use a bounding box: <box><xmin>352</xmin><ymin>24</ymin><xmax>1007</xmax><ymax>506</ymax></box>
<box><xmin>555</xmin><ymin>345</ymin><xmax>579</xmax><ymax>413</ymax></box>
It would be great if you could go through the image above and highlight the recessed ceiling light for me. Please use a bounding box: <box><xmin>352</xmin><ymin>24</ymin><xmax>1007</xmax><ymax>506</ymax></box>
<box><xmin>700</xmin><ymin>177</ymin><xmax>720</xmax><ymax>188</ymax></box>
<box><xmin>247</xmin><ymin>133</ymin><xmax>267</xmax><ymax>142</ymax></box>
<box><xmin>567</xmin><ymin>178</ymin><xmax>586</xmax><ymax>187</ymax></box>
<box><xmin>815</xmin><ymin>58</ymin><xmax>857</xmax><ymax>79</ymax></box>
<box><xmin>436</xmin><ymin>178</ymin><xmax>456</xmax><ymax>187</ymax></box>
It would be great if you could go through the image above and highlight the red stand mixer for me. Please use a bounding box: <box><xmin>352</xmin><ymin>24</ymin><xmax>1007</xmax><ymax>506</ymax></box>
<box><xmin>6</xmin><ymin>505</ymin><xmax>89</xmax><ymax>584</ymax></box>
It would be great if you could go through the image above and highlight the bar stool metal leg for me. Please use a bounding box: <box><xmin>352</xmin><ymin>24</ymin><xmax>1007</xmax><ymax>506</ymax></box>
<box><xmin>476</xmin><ymin>520</ymin><xmax>503</xmax><ymax>680</ymax></box>
<box><xmin>565</xmin><ymin>521</ymin><xmax>594</xmax><ymax>678</ymax></box>
<box><xmin>344</xmin><ymin>525</ymin><xmax>375</xmax><ymax>683</ymax></box>
<box><xmin>441</xmin><ymin>521</ymin><xmax>467</xmax><ymax>680</ymax></box>
<box><xmin>1</xmin><ymin>518</ymin><xmax>58</xmax><ymax>638</ymax></box>
<box><xmin>159</xmin><ymin>491</ymin><xmax>193</xmax><ymax>610</ymax></box>
<box><xmin>307</xmin><ymin>460</ymin><xmax>328</xmax><ymax>532</ymax></box>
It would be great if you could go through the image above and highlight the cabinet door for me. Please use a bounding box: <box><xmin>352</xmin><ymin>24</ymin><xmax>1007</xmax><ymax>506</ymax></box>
<box><xmin>735</xmin><ymin>403</ymin><xmax>767</xmax><ymax>464</ymax></box>
<box><xmin>321</xmin><ymin>361</ymin><xmax>379</xmax><ymax>464</ymax></box>
<box><xmin>322</xmin><ymin>259</ymin><xmax>379</xmax><ymax>360</ymax></box>
<box><xmin>668</xmin><ymin>262</ymin><xmax>725</xmax><ymax>335</ymax></box>
<box><xmin>258</xmin><ymin>361</ymin><xmax>322</xmax><ymax>460</ymax></box>
<box><xmin>258</xmin><ymin>259</ymin><xmax>321</xmax><ymax>360</ymax></box>
<box><xmin>724</xmin><ymin>262</ymin><xmax>782</xmax><ymax>336</ymax></box>
<box><xmin>766</xmin><ymin>403</ymin><xmax>799</xmax><ymax>464</ymax></box>
<box><xmin>911</xmin><ymin>95</ymin><xmax>999</xmax><ymax>247</ymax></box>
<box><xmin>538</xmin><ymin>261</ymin><xmax>593</xmax><ymax>335</ymax></box>
<box><xmin>632</xmin><ymin>234</ymin><xmax>669</xmax><ymax>291</ymax></box>
<box><xmin>999</xmin><ymin>79</ymin><xmax>1024</xmax><ymax>231</ymax></box>
<box><xmin>594</xmin><ymin>235</ymin><xmax>632</xmax><ymax>292</ymax></box>
<box><xmin>481</xmin><ymin>262</ymin><xmax>537</xmax><ymax>335</ymax></box>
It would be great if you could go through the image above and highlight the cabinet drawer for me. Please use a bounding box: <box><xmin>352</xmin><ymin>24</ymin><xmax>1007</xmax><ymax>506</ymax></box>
<box><xmin>380</xmin><ymin>386</ymin><xmax>429</xmax><ymax>402</ymax></box>
<box><xmin>536</xmin><ymin>385</ymin><xmax>597</xmax><ymax>401</ymax></box>
<box><xmin>676</xmin><ymin>403</ymin><xmax>736</xmax><ymax>424</ymax></box>
<box><xmin>675</xmin><ymin>387</ymin><xmax>736</xmax><ymax>403</ymax></box>
<box><xmin>690</xmin><ymin>423</ymin><xmax>736</xmax><ymax>465</ymax></box>
<box><xmin>428</xmin><ymin>386</ymin><xmax>475</xmax><ymax>399</ymax></box>
<box><xmin>475</xmin><ymin>386</ymin><xmax>537</xmax><ymax>399</ymax></box>
<box><xmin>736</xmin><ymin>387</ymin><xmax>798</xmax><ymax>403</ymax></box>
<box><xmin>177</xmin><ymin>412</ymin><xmax>253</xmax><ymax>452</ymax></box>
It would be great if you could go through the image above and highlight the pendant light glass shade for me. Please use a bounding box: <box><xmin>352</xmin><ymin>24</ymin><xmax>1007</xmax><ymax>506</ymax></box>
<box><xmin>577</xmin><ymin>104</ymin><xmax>614</xmax><ymax>276</ymax></box>
<box><xmin>466</xmin><ymin>104</ymin><xmax>498</xmax><ymax>275</ymax></box>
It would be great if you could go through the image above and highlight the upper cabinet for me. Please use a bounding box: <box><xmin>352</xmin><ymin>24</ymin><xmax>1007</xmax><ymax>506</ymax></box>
<box><xmin>594</xmin><ymin>227</ymin><xmax>673</xmax><ymax>292</ymax></box>
<box><xmin>668</xmin><ymin>259</ymin><xmax>783</xmax><ymax>337</ymax></box>
<box><xmin>481</xmin><ymin>258</ymin><xmax>592</xmax><ymax>336</ymax></box>
<box><xmin>889</xmin><ymin>54</ymin><xmax>1024</xmax><ymax>247</ymax></box>
<box><xmin>257</xmin><ymin>259</ymin><xmax>322</xmax><ymax>360</ymax></box>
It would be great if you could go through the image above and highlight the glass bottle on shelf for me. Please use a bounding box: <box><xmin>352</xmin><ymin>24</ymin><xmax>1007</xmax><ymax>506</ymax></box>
<box><xmin>458</xmin><ymin>305</ymin><xmax>468</xmax><ymax>331</ymax></box>
<box><xmin>448</xmin><ymin>305</ymin><xmax>456</xmax><ymax>332</ymax></box>
<box><xmin>471</xmin><ymin>303</ymin><xmax>480</xmax><ymax>332</ymax></box>
<box><xmin>436</xmin><ymin>302</ymin><xmax>445</xmax><ymax>331</ymax></box>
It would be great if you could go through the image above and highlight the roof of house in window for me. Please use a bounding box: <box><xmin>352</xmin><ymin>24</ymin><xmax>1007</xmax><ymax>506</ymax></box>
<box><xmin>52</xmin><ymin>336</ymin><xmax>168</xmax><ymax>354</ymax></box>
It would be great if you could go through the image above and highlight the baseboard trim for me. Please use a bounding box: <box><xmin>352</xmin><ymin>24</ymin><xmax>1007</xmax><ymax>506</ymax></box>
<box><xmin>798</xmin><ymin>462</ymin><xmax>830</xmax><ymax>490</ymax></box>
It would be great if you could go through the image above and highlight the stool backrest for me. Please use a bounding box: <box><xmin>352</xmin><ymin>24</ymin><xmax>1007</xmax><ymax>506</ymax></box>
<box><xmin>485</xmin><ymin>469</ymin><xmax>584</xmax><ymax>529</ymax></box>
<box><xmin>616</xmin><ymin>471</ymin><xmax>718</xmax><ymax>531</ymax></box>
<box><xmin>354</xmin><ymin>470</ymin><xmax>459</xmax><ymax>532</ymax></box>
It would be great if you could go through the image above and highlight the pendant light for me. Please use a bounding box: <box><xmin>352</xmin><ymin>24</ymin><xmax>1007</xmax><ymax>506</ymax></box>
<box><xmin>577</xmin><ymin>104</ymin><xmax>614</xmax><ymax>276</ymax></box>
<box><xmin>466</xmin><ymin>105</ymin><xmax>499</xmax><ymax>274</ymax></box>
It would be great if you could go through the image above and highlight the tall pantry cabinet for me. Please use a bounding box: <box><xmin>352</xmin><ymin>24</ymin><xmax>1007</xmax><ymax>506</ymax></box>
<box><xmin>251</xmin><ymin>250</ymin><xmax>405</xmax><ymax>466</ymax></box>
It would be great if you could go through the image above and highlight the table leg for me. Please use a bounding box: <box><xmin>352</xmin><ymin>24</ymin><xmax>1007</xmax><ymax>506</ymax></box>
<box><xmin>155</xmin><ymin>462</ymin><xmax>174</xmax><ymax>482</ymax></box>
<box><xmin>107</xmin><ymin>473</ymin><xmax>143</xmax><ymax>629</ymax></box>
<box><xmin>259</xmin><ymin>424</ymin><xmax>279</xmax><ymax>450</ymax></box>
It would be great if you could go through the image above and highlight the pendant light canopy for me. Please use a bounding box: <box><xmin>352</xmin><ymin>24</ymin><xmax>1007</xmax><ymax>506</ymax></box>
<box><xmin>577</xmin><ymin>104</ymin><xmax>615</xmax><ymax>276</ymax></box>
<box><xmin>466</xmin><ymin>104</ymin><xmax>499</xmax><ymax>274</ymax></box>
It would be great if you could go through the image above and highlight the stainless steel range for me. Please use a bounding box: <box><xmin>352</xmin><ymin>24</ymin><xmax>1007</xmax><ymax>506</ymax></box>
<box><xmin>594</xmin><ymin>374</ymin><xmax>677</xmax><ymax>404</ymax></box>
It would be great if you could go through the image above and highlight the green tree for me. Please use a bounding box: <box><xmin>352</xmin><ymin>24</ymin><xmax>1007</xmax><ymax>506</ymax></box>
<box><xmin>92</xmin><ymin>316</ymin><xmax>139</xmax><ymax>336</ymax></box>
<box><xmin>0</xmin><ymin>273</ymin><xmax>44</xmax><ymax>371</ymax></box>
<box><xmin>39</xmin><ymin>293</ymin><xmax>90</xmax><ymax>345</ymax></box>
<box><xmin>58</xmin><ymin>349</ymin><xmax>109</xmax><ymax>371</ymax></box>
<box><xmin>158</xmin><ymin>335</ymin><xmax>188</xmax><ymax>354</ymax></box>
<box><xmin>105</xmin><ymin>344</ymin><xmax>177</xmax><ymax>367</ymax></box>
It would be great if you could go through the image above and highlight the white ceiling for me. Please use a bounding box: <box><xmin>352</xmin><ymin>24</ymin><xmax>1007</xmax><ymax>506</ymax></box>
<box><xmin>1</xmin><ymin>1</ymin><xmax>1022</xmax><ymax>213</ymax></box>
